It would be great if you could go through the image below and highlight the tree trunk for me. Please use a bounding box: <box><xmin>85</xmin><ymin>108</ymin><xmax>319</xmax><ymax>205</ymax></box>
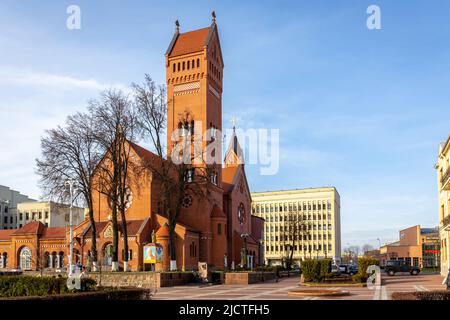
<box><xmin>168</xmin><ymin>222</ymin><xmax>177</xmax><ymax>271</ymax></box>
<box><xmin>121</xmin><ymin>208</ymin><xmax>129</xmax><ymax>272</ymax></box>
<box><xmin>87</xmin><ymin>198</ymin><xmax>98</xmax><ymax>270</ymax></box>
<box><xmin>111</xmin><ymin>204</ymin><xmax>119</xmax><ymax>271</ymax></box>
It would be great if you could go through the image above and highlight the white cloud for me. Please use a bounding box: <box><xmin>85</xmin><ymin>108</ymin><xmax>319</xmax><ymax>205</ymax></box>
<box><xmin>0</xmin><ymin>66</ymin><xmax>130</xmax><ymax>93</ymax></box>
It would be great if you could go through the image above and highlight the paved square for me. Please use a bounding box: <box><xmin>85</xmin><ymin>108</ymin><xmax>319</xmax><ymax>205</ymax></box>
<box><xmin>153</xmin><ymin>273</ymin><xmax>446</xmax><ymax>300</ymax></box>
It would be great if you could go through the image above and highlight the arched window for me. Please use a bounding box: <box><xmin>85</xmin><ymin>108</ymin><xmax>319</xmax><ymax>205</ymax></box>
<box><xmin>59</xmin><ymin>251</ymin><xmax>65</xmax><ymax>268</ymax></box>
<box><xmin>218</xmin><ymin>223</ymin><xmax>222</xmax><ymax>235</ymax></box>
<box><xmin>187</xmin><ymin>60</ymin><xmax>190</xmax><ymax>69</ymax></box>
<box><xmin>104</xmin><ymin>244</ymin><xmax>113</xmax><ymax>266</ymax></box>
<box><xmin>177</xmin><ymin>62</ymin><xmax>180</xmax><ymax>71</ymax></box>
<box><xmin>238</xmin><ymin>203</ymin><xmax>246</xmax><ymax>225</ymax></box>
<box><xmin>197</xmin><ymin>58</ymin><xmax>200</xmax><ymax>68</ymax></box>
<box><xmin>173</xmin><ymin>63</ymin><xmax>176</xmax><ymax>72</ymax></box>
<box><xmin>182</xmin><ymin>61</ymin><xmax>185</xmax><ymax>70</ymax></box>
<box><xmin>19</xmin><ymin>247</ymin><xmax>32</xmax><ymax>270</ymax></box>
<box><xmin>192</xmin><ymin>59</ymin><xmax>195</xmax><ymax>68</ymax></box>
<box><xmin>0</xmin><ymin>253</ymin><xmax>6</xmax><ymax>268</ymax></box>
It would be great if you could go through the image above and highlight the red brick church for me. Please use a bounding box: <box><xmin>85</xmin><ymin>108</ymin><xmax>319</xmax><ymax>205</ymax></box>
<box><xmin>0</xmin><ymin>14</ymin><xmax>264</xmax><ymax>272</ymax></box>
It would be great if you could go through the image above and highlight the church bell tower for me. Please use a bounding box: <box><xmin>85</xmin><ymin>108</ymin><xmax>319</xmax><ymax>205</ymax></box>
<box><xmin>165</xmin><ymin>12</ymin><xmax>224</xmax><ymax>182</ymax></box>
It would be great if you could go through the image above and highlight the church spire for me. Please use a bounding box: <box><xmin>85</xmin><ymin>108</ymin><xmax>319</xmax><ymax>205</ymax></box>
<box><xmin>175</xmin><ymin>19</ymin><xmax>180</xmax><ymax>33</ymax></box>
<box><xmin>211</xmin><ymin>11</ymin><xmax>216</xmax><ymax>24</ymax></box>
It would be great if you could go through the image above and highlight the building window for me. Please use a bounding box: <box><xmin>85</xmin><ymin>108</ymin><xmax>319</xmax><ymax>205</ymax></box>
<box><xmin>173</xmin><ymin>63</ymin><xmax>176</xmax><ymax>72</ymax></box>
<box><xmin>210</xmin><ymin>172</ymin><xmax>218</xmax><ymax>185</ymax></box>
<box><xmin>218</xmin><ymin>223</ymin><xmax>222</xmax><ymax>235</ymax></box>
<box><xmin>19</xmin><ymin>247</ymin><xmax>32</xmax><ymax>270</ymax></box>
<box><xmin>184</xmin><ymin>169</ymin><xmax>194</xmax><ymax>182</ymax></box>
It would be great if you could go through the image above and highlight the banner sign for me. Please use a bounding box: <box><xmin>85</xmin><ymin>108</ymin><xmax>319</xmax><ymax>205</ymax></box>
<box><xmin>144</xmin><ymin>243</ymin><xmax>163</xmax><ymax>263</ymax></box>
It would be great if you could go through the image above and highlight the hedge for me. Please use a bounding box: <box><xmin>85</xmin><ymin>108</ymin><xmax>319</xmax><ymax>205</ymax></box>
<box><xmin>392</xmin><ymin>291</ymin><xmax>450</xmax><ymax>300</ymax></box>
<box><xmin>0</xmin><ymin>276</ymin><xmax>97</xmax><ymax>298</ymax></box>
<box><xmin>301</xmin><ymin>259</ymin><xmax>331</xmax><ymax>283</ymax></box>
<box><xmin>353</xmin><ymin>257</ymin><xmax>379</xmax><ymax>283</ymax></box>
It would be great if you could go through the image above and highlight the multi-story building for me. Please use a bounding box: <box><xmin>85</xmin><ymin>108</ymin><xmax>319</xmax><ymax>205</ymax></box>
<box><xmin>16</xmin><ymin>202</ymin><xmax>85</xmax><ymax>228</ymax></box>
<box><xmin>0</xmin><ymin>185</ymin><xmax>35</xmax><ymax>230</ymax></box>
<box><xmin>251</xmin><ymin>187</ymin><xmax>341</xmax><ymax>266</ymax></box>
<box><xmin>436</xmin><ymin>136</ymin><xmax>450</xmax><ymax>276</ymax></box>
<box><xmin>379</xmin><ymin>225</ymin><xmax>440</xmax><ymax>268</ymax></box>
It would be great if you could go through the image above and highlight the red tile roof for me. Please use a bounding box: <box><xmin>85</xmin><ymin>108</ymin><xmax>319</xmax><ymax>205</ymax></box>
<box><xmin>222</xmin><ymin>166</ymin><xmax>239</xmax><ymax>193</ymax></box>
<box><xmin>118</xmin><ymin>220</ymin><xmax>146</xmax><ymax>235</ymax></box>
<box><xmin>0</xmin><ymin>230</ymin><xmax>14</xmax><ymax>241</ymax></box>
<box><xmin>12</xmin><ymin>221</ymin><xmax>45</xmax><ymax>236</ymax></box>
<box><xmin>169</xmin><ymin>27</ymin><xmax>210</xmax><ymax>57</ymax></box>
<box><xmin>41</xmin><ymin>227</ymin><xmax>66</xmax><ymax>239</ymax></box>
<box><xmin>83</xmin><ymin>220</ymin><xmax>146</xmax><ymax>238</ymax></box>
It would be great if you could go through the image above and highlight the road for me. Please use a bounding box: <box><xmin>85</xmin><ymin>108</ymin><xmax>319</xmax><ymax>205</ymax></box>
<box><xmin>153</xmin><ymin>273</ymin><xmax>446</xmax><ymax>300</ymax></box>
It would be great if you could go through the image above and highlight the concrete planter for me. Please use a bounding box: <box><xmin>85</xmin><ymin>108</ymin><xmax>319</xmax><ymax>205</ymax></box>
<box><xmin>88</xmin><ymin>271</ymin><xmax>195</xmax><ymax>288</ymax></box>
<box><xmin>224</xmin><ymin>271</ymin><xmax>275</xmax><ymax>285</ymax></box>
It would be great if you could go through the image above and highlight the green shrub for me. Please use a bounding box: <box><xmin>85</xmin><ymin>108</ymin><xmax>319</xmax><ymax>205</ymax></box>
<box><xmin>0</xmin><ymin>276</ymin><xmax>97</xmax><ymax>298</ymax></box>
<box><xmin>301</xmin><ymin>259</ymin><xmax>331</xmax><ymax>282</ymax></box>
<box><xmin>353</xmin><ymin>257</ymin><xmax>379</xmax><ymax>283</ymax></box>
<box><xmin>319</xmin><ymin>259</ymin><xmax>332</xmax><ymax>279</ymax></box>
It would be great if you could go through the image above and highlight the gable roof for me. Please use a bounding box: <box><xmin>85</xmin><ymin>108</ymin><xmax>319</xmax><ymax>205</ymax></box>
<box><xmin>12</xmin><ymin>221</ymin><xmax>45</xmax><ymax>236</ymax></box>
<box><xmin>166</xmin><ymin>18</ymin><xmax>224</xmax><ymax>66</ymax></box>
<box><xmin>168</xmin><ymin>27</ymin><xmax>210</xmax><ymax>57</ymax></box>
<box><xmin>83</xmin><ymin>220</ymin><xmax>147</xmax><ymax>238</ymax></box>
<box><xmin>129</xmin><ymin>141</ymin><xmax>158</xmax><ymax>162</ymax></box>
<box><xmin>224</xmin><ymin>129</ymin><xmax>244</xmax><ymax>167</ymax></box>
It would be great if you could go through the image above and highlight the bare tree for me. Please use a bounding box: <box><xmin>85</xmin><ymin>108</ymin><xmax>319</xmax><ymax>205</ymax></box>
<box><xmin>133</xmin><ymin>75</ymin><xmax>214</xmax><ymax>270</ymax></box>
<box><xmin>89</xmin><ymin>90</ymin><xmax>139</xmax><ymax>271</ymax></box>
<box><xmin>282</xmin><ymin>213</ymin><xmax>310</xmax><ymax>269</ymax></box>
<box><xmin>36</xmin><ymin>112</ymin><xmax>101</xmax><ymax>270</ymax></box>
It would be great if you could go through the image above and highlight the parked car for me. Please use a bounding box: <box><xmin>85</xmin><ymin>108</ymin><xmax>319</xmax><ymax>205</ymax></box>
<box><xmin>331</xmin><ymin>264</ymin><xmax>341</xmax><ymax>275</ymax></box>
<box><xmin>338</xmin><ymin>264</ymin><xmax>358</xmax><ymax>275</ymax></box>
<box><xmin>384</xmin><ymin>260</ymin><xmax>421</xmax><ymax>276</ymax></box>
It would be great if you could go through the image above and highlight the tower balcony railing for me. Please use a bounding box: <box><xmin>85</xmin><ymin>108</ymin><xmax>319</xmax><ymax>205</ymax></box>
<box><xmin>441</xmin><ymin>168</ymin><xmax>450</xmax><ymax>190</ymax></box>
<box><xmin>440</xmin><ymin>215</ymin><xmax>450</xmax><ymax>231</ymax></box>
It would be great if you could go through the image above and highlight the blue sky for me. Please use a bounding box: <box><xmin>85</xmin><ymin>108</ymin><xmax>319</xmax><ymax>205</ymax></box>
<box><xmin>1</xmin><ymin>0</ymin><xmax>449</xmax><ymax>249</ymax></box>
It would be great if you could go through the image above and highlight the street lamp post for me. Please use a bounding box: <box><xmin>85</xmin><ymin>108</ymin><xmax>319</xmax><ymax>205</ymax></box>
<box><xmin>65</xmin><ymin>179</ymin><xmax>76</xmax><ymax>276</ymax></box>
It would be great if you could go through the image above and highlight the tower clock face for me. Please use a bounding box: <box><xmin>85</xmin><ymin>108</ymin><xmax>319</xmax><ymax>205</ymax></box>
<box><xmin>238</xmin><ymin>203</ymin><xmax>245</xmax><ymax>225</ymax></box>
